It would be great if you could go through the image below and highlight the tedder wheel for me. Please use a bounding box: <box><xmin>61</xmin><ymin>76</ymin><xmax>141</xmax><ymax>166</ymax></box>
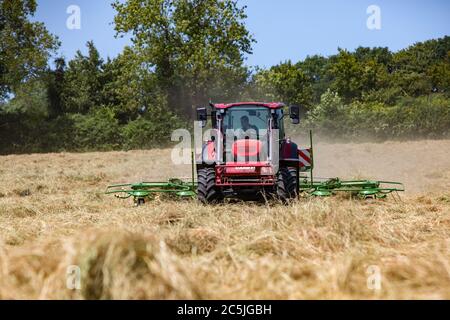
<box><xmin>197</xmin><ymin>167</ymin><xmax>223</xmax><ymax>204</ymax></box>
<box><xmin>276</xmin><ymin>167</ymin><xmax>298</xmax><ymax>202</ymax></box>
<box><xmin>135</xmin><ymin>198</ymin><xmax>145</xmax><ymax>207</ymax></box>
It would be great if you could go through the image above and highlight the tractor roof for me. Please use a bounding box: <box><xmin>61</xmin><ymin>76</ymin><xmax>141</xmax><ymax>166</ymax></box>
<box><xmin>214</xmin><ymin>102</ymin><xmax>285</xmax><ymax>110</ymax></box>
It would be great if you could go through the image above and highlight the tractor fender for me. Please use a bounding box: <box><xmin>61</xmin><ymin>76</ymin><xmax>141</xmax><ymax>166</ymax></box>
<box><xmin>280</xmin><ymin>140</ymin><xmax>299</xmax><ymax>161</ymax></box>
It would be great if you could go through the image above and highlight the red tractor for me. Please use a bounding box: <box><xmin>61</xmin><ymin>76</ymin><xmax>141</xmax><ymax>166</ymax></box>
<box><xmin>196</xmin><ymin>102</ymin><xmax>306</xmax><ymax>203</ymax></box>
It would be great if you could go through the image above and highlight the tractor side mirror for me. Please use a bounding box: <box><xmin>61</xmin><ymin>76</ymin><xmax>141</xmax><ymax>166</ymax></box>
<box><xmin>289</xmin><ymin>105</ymin><xmax>301</xmax><ymax>124</ymax></box>
<box><xmin>196</xmin><ymin>107</ymin><xmax>208</xmax><ymax>127</ymax></box>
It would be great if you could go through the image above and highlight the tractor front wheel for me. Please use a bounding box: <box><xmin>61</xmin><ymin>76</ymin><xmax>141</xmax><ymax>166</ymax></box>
<box><xmin>197</xmin><ymin>167</ymin><xmax>223</xmax><ymax>204</ymax></box>
<box><xmin>276</xmin><ymin>167</ymin><xmax>298</xmax><ymax>202</ymax></box>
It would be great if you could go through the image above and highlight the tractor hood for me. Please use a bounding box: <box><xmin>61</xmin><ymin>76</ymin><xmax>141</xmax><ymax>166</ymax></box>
<box><xmin>231</xmin><ymin>139</ymin><xmax>264</xmax><ymax>161</ymax></box>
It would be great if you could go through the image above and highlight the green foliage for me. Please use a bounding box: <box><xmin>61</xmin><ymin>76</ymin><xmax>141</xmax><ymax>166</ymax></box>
<box><xmin>251</xmin><ymin>61</ymin><xmax>313</xmax><ymax>109</ymax></box>
<box><xmin>298</xmin><ymin>55</ymin><xmax>329</xmax><ymax>104</ymax></box>
<box><xmin>392</xmin><ymin>95</ymin><xmax>450</xmax><ymax>137</ymax></box>
<box><xmin>307</xmin><ymin>89</ymin><xmax>345</xmax><ymax>133</ymax></box>
<box><xmin>47</xmin><ymin>57</ymin><xmax>66</xmax><ymax>118</ymax></box>
<box><xmin>390</xmin><ymin>37</ymin><xmax>450</xmax><ymax>97</ymax></box>
<box><xmin>306</xmin><ymin>93</ymin><xmax>450</xmax><ymax>140</ymax></box>
<box><xmin>121</xmin><ymin>115</ymin><xmax>183</xmax><ymax>149</ymax></box>
<box><xmin>251</xmin><ymin>36</ymin><xmax>449</xmax><ymax>141</ymax></box>
<box><xmin>0</xmin><ymin>0</ymin><xmax>59</xmax><ymax>100</ymax></box>
<box><xmin>69</xmin><ymin>109</ymin><xmax>122</xmax><ymax>151</ymax></box>
<box><xmin>113</xmin><ymin>0</ymin><xmax>254</xmax><ymax>116</ymax></box>
<box><xmin>0</xmin><ymin>1</ymin><xmax>449</xmax><ymax>154</ymax></box>
<box><xmin>3</xmin><ymin>79</ymin><xmax>49</xmax><ymax>120</ymax></box>
<box><xmin>328</xmin><ymin>49</ymin><xmax>366</xmax><ymax>101</ymax></box>
<box><xmin>326</xmin><ymin>49</ymin><xmax>389</xmax><ymax>102</ymax></box>
<box><xmin>62</xmin><ymin>41</ymin><xmax>105</xmax><ymax>114</ymax></box>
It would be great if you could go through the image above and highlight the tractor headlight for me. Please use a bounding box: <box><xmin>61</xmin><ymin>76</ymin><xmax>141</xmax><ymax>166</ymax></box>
<box><xmin>260</xmin><ymin>166</ymin><xmax>273</xmax><ymax>175</ymax></box>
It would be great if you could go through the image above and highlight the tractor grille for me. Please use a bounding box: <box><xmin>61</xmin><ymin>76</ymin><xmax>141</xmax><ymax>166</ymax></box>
<box><xmin>217</xmin><ymin>176</ymin><xmax>275</xmax><ymax>186</ymax></box>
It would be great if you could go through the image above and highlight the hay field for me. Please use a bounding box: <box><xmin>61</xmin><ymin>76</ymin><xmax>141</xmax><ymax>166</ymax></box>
<box><xmin>0</xmin><ymin>139</ymin><xmax>449</xmax><ymax>299</ymax></box>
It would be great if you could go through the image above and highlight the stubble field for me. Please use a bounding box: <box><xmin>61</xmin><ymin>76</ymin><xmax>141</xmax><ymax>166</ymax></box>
<box><xmin>0</xmin><ymin>139</ymin><xmax>449</xmax><ymax>299</ymax></box>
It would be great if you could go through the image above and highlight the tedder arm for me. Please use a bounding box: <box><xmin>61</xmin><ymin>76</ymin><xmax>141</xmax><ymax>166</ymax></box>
<box><xmin>299</xmin><ymin>178</ymin><xmax>404</xmax><ymax>199</ymax></box>
<box><xmin>105</xmin><ymin>179</ymin><xmax>197</xmax><ymax>206</ymax></box>
<box><xmin>105</xmin><ymin>153</ymin><xmax>197</xmax><ymax>206</ymax></box>
<box><xmin>297</xmin><ymin>130</ymin><xmax>405</xmax><ymax>199</ymax></box>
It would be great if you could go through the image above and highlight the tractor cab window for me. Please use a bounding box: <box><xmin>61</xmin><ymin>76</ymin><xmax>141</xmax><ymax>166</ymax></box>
<box><xmin>222</xmin><ymin>106</ymin><xmax>270</xmax><ymax>138</ymax></box>
<box><xmin>220</xmin><ymin>106</ymin><xmax>286</xmax><ymax>163</ymax></box>
<box><xmin>221</xmin><ymin>106</ymin><xmax>286</xmax><ymax>141</ymax></box>
<box><xmin>222</xmin><ymin>106</ymin><xmax>270</xmax><ymax>162</ymax></box>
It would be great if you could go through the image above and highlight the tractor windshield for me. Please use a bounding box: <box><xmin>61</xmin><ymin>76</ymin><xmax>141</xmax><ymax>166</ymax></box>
<box><xmin>222</xmin><ymin>106</ymin><xmax>270</xmax><ymax>135</ymax></box>
<box><xmin>222</xmin><ymin>106</ymin><xmax>284</xmax><ymax>138</ymax></box>
<box><xmin>221</xmin><ymin>105</ymin><xmax>284</xmax><ymax>163</ymax></box>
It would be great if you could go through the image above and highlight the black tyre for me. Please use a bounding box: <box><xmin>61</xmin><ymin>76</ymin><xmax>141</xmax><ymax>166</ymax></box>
<box><xmin>197</xmin><ymin>167</ymin><xmax>223</xmax><ymax>204</ymax></box>
<box><xmin>135</xmin><ymin>198</ymin><xmax>145</xmax><ymax>207</ymax></box>
<box><xmin>276</xmin><ymin>167</ymin><xmax>298</xmax><ymax>201</ymax></box>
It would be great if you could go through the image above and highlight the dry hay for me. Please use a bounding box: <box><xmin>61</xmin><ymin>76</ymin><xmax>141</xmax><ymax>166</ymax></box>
<box><xmin>0</xmin><ymin>140</ymin><xmax>449</xmax><ymax>299</ymax></box>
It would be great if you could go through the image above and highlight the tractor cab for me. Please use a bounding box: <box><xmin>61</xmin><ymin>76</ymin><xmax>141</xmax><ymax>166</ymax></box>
<box><xmin>196</xmin><ymin>102</ymin><xmax>302</xmax><ymax>203</ymax></box>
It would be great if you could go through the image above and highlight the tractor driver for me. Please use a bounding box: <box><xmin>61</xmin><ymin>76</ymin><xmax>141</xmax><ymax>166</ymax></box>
<box><xmin>240</xmin><ymin>116</ymin><xmax>258</xmax><ymax>132</ymax></box>
<box><xmin>237</xmin><ymin>115</ymin><xmax>258</xmax><ymax>139</ymax></box>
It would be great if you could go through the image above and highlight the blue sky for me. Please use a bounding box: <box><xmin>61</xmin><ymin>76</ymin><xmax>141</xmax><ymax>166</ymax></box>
<box><xmin>35</xmin><ymin>0</ymin><xmax>450</xmax><ymax>67</ymax></box>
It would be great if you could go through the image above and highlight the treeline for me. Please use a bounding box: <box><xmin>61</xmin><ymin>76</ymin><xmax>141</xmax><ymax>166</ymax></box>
<box><xmin>0</xmin><ymin>0</ymin><xmax>449</xmax><ymax>154</ymax></box>
<box><xmin>252</xmin><ymin>39</ymin><xmax>450</xmax><ymax>140</ymax></box>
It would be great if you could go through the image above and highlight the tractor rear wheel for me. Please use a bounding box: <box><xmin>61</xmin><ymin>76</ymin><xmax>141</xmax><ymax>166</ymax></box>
<box><xmin>197</xmin><ymin>167</ymin><xmax>223</xmax><ymax>204</ymax></box>
<box><xmin>276</xmin><ymin>167</ymin><xmax>298</xmax><ymax>201</ymax></box>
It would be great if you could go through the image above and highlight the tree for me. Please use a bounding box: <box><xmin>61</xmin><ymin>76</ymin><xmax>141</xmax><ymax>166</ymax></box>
<box><xmin>390</xmin><ymin>36</ymin><xmax>450</xmax><ymax>96</ymax></box>
<box><xmin>47</xmin><ymin>57</ymin><xmax>66</xmax><ymax>118</ymax></box>
<box><xmin>307</xmin><ymin>89</ymin><xmax>345</xmax><ymax>133</ymax></box>
<box><xmin>353</xmin><ymin>46</ymin><xmax>392</xmax><ymax>65</ymax></box>
<box><xmin>113</xmin><ymin>0</ymin><xmax>254</xmax><ymax>117</ymax></box>
<box><xmin>298</xmin><ymin>55</ymin><xmax>329</xmax><ymax>104</ymax></box>
<box><xmin>101</xmin><ymin>46</ymin><xmax>168</xmax><ymax>123</ymax></box>
<box><xmin>3</xmin><ymin>78</ymin><xmax>49</xmax><ymax>120</ymax></box>
<box><xmin>328</xmin><ymin>49</ymin><xmax>389</xmax><ymax>102</ymax></box>
<box><xmin>252</xmin><ymin>61</ymin><xmax>313</xmax><ymax>108</ymax></box>
<box><xmin>328</xmin><ymin>49</ymin><xmax>365</xmax><ymax>102</ymax></box>
<box><xmin>427</xmin><ymin>58</ymin><xmax>450</xmax><ymax>94</ymax></box>
<box><xmin>0</xmin><ymin>0</ymin><xmax>59</xmax><ymax>101</ymax></box>
<box><xmin>62</xmin><ymin>41</ymin><xmax>105</xmax><ymax>114</ymax></box>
